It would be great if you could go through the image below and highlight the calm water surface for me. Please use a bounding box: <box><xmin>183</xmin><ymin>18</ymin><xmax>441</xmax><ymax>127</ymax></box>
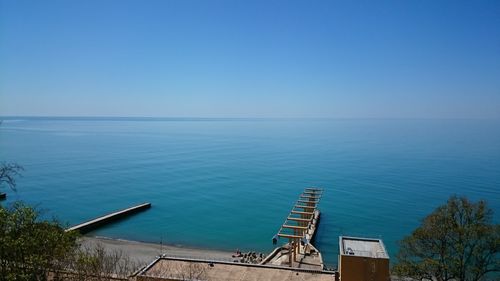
<box><xmin>1</xmin><ymin>118</ymin><xmax>499</xmax><ymax>266</ymax></box>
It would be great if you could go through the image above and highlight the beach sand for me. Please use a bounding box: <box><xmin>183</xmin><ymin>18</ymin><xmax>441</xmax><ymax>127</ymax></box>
<box><xmin>80</xmin><ymin>236</ymin><xmax>234</xmax><ymax>265</ymax></box>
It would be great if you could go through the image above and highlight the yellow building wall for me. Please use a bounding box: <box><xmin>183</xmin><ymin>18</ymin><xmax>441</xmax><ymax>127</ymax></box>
<box><xmin>339</xmin><ymin>255</ymin><xmax>389</xmax><ymax>281</ymax></box>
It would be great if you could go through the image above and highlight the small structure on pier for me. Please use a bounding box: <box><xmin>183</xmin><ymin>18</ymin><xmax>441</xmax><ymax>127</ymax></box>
<box><xmin>262</xmin><ymin>187</ymin><xmax>324</xmax><ymax>270</ymax></box>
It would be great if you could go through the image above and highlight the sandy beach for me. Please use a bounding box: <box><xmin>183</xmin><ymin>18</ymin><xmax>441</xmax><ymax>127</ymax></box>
<box><xmin>80</xmin><ymin>236</ymin><xmax>235</xmax><ymax>265</ymax></box>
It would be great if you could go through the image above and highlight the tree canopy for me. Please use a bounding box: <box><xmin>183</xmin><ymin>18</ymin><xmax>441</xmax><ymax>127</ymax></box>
<box><xmin>393</xmin><ymin>196</ymin><xmax>500</xmax><ymax>281</ymax></box>
<box><xmin>0</xmin><ymin>202</ymin><xmax>78</xmax><ymax>280</ymax></box>
<box><xmin>0</xmin><ymin>202</ymin><xmax>137</xmax><ymax>281</ymax></box>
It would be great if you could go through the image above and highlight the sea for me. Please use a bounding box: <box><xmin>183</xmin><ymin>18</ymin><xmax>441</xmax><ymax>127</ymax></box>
<box><xmin>1</xmin><ymin>117</ymin><xmax>499</xmax><ymax>267</ymax></box>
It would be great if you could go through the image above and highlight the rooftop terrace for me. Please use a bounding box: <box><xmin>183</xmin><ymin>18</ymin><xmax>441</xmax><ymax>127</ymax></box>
<box><xmin>339</xmin><ymin>236</ymin><xmax>389</xmax><ymax>259</ymax></box>
<box><xmin>136</xmin><ymin>257</ymin><xmax>336</xmax><ymax>281</ymax></box>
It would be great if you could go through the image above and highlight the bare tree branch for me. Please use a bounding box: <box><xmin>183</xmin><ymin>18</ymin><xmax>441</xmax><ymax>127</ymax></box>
<box><xmin>0</xmin><ymin>162</ymin><xmax>24</xmax><ymax>191</ymax></box>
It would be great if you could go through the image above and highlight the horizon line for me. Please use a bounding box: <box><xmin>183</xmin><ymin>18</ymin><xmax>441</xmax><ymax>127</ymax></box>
<box><xmin>1</xmin><ymin>115</ymin><xmax>498</xmax><ymax>121</ymax></box>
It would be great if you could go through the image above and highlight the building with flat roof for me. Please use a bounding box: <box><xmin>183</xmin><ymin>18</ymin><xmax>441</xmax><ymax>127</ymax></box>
<box><xmin>338</xmin><ymin>236</ymin><xmax>390</xmax><ymax>281</ymax></box>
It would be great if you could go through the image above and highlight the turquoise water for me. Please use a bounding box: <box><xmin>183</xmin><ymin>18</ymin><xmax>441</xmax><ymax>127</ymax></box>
<box><xmin>1</xmin><ymin>118</ymin><xmax>499</xmax><ymax>266</ymax></box>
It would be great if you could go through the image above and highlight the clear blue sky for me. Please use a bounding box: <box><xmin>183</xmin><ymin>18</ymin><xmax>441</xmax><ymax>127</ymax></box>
<box><xmin>1</xmin><ymin>0</ymin><xmax>499</xmax><ymax>118</ymax></box>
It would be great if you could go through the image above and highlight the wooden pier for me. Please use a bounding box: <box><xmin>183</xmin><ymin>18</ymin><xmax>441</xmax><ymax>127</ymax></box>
<box><xmin>262</xmin><ymin>188</ymin><xmax>324</xmax><ymax>270</ymax></box>
<box><xmin>66</xmin><ymin>202</ymin><xmax>151</xmax><ymax>234</ymax></box>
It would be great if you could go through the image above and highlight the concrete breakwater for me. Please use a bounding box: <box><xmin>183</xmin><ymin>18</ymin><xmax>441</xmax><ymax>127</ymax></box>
<box><xmin>66</xmin><ymin>203</ymin><xmax>151</xmax><ymax>234</ymax></box>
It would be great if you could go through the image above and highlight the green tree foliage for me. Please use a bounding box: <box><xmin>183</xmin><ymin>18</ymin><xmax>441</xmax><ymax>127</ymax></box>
<box><xmin>0</xmin><ymin>202</ymin><xmax>138</xmax><ymax>281</ymax></box>
<box><xmin>0</xmin><ymin>202</ymin><xmax>78</xmax><ymax>280</ymax></box>
<box><xmin>393</xmin><ymin>196</ymin><xmax>500</xmax><ymax>281</ymax></box>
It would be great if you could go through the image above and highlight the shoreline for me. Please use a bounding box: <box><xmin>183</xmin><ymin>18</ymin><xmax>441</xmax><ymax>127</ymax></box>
<box><xmin>79</xmin><ymin>236</ymin><xmax>235</xmax><ymax>265</ymax></box>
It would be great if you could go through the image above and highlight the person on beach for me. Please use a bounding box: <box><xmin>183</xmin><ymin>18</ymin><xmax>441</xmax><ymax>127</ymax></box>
<box><xmin>232</xmin><ymin>249</ymin><xmax>242</xmax><ymax>258</ymax></box>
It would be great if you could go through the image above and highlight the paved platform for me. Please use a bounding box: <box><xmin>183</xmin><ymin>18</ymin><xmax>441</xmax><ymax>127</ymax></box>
<box><xmin>136</xmin><ymin>257</ymin><xmax>336</xmax><ymax>281</ymax></box>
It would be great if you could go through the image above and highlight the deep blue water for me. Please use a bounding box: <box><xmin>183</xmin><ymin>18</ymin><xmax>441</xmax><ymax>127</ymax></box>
<box><xmin>1</xmin><ymin>118</ymin><xmax>499</xmax><ymax>266</ymax></box>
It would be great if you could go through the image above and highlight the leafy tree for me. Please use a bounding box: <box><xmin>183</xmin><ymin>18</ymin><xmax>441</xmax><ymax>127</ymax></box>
<box><xmin>0</xmin><ymin>202</ymin><xmax>139</xmax><ymax>281</ymax></box>
<box><xmin>0</xmin><ymin>202</ymin><xmax>78</xmax><ymax>280</ymax></box>
<box><xmin>393</xmin><ymin>196</ymin><xmax>500</xmax><ymax>281</ymax></box>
